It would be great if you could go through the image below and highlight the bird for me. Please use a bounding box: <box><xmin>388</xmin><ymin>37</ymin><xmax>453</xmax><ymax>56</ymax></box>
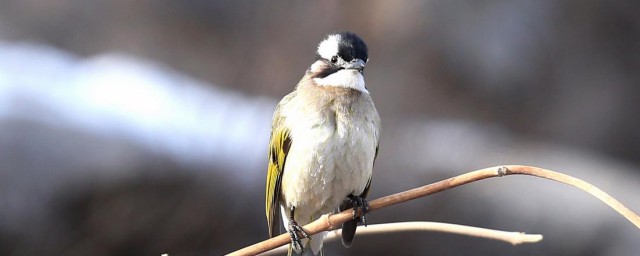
<box><xmin>265</xmin><ymin>32</ymin><xmax>381</xmax><ymax>255</ymax></box>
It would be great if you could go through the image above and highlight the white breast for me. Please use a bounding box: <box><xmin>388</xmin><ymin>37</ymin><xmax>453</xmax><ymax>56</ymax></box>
<box><xmin>280</xmin><ymin>92</ymin><xmax>378</xmax><ymax>225</ymax></box>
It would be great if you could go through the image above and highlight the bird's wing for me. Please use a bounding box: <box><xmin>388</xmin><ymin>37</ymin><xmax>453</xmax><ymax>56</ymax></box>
<box><xmin>341</xmin><ymin>136</ymin><xmax>379</xmax><ymax>248</ymax></box>
<box><xmin>359</xmin><ymin>144</ymin><xmax>378</xmax><ymax>198</ymax></box>
<box><xmin>265</xmin><ymin>94</ymin><xmax>294</xmax><ymax>238</ymax></box>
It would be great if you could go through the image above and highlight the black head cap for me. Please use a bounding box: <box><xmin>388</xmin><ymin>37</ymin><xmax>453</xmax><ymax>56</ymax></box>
<box><xmin>336</xmin><ymin>32</ymin><xmax>368</xmax><ymax>62</ymax></box>
<box><xmin>317</xmin><ymin>32</ymin><xmax>368</xmax><ymax>62</ymax></box>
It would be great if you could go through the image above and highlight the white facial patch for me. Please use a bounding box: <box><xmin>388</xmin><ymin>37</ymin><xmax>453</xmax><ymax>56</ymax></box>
<box><xmin>317</xmin><ymin>34</ymin><xmax>341</xmax><ymax>60</ymax></box>
<box><xmin>313</xmin><ymin>70</ymin><xmax>368</xmax><ymax>94</ymax></box>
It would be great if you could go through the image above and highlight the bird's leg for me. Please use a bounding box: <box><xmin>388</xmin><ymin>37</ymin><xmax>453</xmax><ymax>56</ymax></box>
<box><xmin>287</xmin><ymin>206</ymin><xmax>310</xmax><ymax>251</ymax></box>
<box><xmin>347</xmin><ymin>194</ymin><xmax>370</xmax><ymax>226</ymax></box>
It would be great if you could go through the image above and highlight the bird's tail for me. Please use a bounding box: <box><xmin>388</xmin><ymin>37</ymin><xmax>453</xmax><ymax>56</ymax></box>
<box><xmin>339</xmin><ymin>200</ymin><xmax>358</xmax><ymax>247</ymax></box>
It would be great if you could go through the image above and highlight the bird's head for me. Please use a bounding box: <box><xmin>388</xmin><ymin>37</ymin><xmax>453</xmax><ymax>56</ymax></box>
<box><xmin>309</xmin><ymin>32</ymin><xmax>369</xmax><ymax>93</ymax></box>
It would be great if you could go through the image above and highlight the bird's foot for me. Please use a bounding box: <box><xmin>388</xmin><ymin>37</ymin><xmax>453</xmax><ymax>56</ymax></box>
<box><xmin>287</xmin><ymin>219</ymin><xmax>310</xmax><ymax>251</ymax></box>
<box><xmin>348</xmin><ymin>195</ymin><xmax>370</xmax><ymax>226</ymax></box>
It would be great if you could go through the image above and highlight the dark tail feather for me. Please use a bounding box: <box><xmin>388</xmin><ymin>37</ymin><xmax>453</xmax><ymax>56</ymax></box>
<box><xmin>339</xmin><ymin>200</ymin><xmax>357</xmax><ymax>247</ymax></box>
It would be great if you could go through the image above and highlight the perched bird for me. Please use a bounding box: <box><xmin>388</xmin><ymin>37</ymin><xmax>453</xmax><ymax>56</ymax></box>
<box><xmin>265</xmin><ymin>32</ymin><xmax>381</xmax><ymax>255</ymax></box>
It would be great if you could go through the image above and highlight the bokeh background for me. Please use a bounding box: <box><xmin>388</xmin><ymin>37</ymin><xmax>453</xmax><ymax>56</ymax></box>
<box><xmin>1</xmin><ymin>1</ymin><xmax>639</xmax><ymax>255</ymax></box>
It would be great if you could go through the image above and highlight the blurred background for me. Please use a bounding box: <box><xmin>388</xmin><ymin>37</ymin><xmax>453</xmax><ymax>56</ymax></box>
<box><xmin>1</xmin><ymin>1</ymin><xmax>639</xmax><ymax>255</ymax></box>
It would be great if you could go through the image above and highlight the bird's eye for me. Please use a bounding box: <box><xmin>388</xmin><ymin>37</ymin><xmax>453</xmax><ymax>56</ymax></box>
<box><xmin>330</xmin><ymin>56</ymin><xmax>338</xmax><ymax>63</ymax></box>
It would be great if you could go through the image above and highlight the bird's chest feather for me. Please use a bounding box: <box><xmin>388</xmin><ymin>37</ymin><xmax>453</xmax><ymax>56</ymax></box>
<box><xmin>281</xmin><ymin>94</ymin><xmax>377</xmax><ymax>216</ymax></box>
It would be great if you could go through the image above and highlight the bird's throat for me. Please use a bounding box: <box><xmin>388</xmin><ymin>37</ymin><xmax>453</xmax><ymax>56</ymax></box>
<box><xmin>313</xmin><ymin>70</ymin><xmax>368</xmax><ymax>93</ymax></box>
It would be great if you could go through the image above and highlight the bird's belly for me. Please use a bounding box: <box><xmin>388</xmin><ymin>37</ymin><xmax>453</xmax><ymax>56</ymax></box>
<box><xmin>281</xmin><ymin>118</ymin><xmax>375</xmax><ymax>223</ymax></box>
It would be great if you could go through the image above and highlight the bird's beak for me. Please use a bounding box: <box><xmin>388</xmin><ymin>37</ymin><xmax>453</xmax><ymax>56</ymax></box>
<box><xmin>342</xmin><ymin>59</ymin><xmax>365</xmax><ymax>72</ymax></box>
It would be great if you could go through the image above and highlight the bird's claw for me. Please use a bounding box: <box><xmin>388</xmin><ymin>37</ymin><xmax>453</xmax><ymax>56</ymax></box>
<box><xmin>288</xmin><ymin>219</ymin><xmax>310</xmax><ymax>251</ymax></box>
<box><xmin>348</xmin><ymin>195</ymin><xmax>370</xmax><ymax>226</ymax></box>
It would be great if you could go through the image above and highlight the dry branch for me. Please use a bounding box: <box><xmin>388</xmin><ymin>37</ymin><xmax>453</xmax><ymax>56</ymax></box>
<box><xmin>261</xmin><ymin>221</ymin><xmax>543</xmax><ymax>255</ymax></box>
<box><xmin>228</xmin><ymin>165</ymin><xmax>640</xmax><ymax>256</ymax></box>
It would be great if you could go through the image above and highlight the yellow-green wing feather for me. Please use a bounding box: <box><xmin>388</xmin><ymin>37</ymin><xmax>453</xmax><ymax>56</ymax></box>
<box><xmin>266</xmin><ymin>94</ymin><xmax>294</xmax><ymax>238</ymax></box>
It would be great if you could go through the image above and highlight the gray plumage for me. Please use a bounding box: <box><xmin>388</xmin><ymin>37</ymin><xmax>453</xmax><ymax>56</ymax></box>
<box><xmin>266</xmin><ymin>32</ymin><xmax>380</xmax><ymax>255</ymax></box>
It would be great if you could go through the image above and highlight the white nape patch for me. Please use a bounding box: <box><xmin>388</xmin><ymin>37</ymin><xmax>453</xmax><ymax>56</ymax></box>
<box><xmin>313</xmin><ymin>70</ymin><xmax>368</xmax><ymax>94</ymax></box>
<box><xmin>317</xmin><ymin>34</ymin><xmax>341</xmax><ymax>60</ymax></box>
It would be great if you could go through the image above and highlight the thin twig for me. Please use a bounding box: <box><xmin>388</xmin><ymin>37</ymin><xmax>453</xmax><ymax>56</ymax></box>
<box><xmin>260</xmin><ymin>221</ymin><xmax>543</xmax><ymax>255</ymax></box>
<box><xmin>503</xmin><ymin>166</ymin><xmax>640</xmax><ymax>228</ymax></box>
<box><xmin>228</xmin><ymin>165</ymin><xmax>640</xmax><ymax>256</ymax></box>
